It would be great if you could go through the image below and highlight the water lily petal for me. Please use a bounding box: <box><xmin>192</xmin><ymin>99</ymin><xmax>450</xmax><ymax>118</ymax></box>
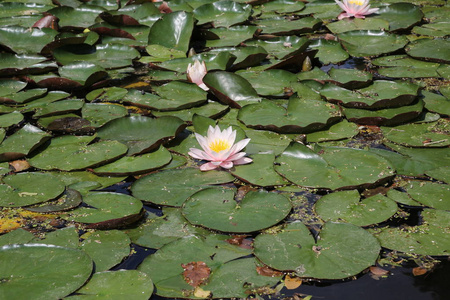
<box><xmin>200</xmin><ymin>162</ymin><xmax>219</xmax><ymax>171</ymax></box>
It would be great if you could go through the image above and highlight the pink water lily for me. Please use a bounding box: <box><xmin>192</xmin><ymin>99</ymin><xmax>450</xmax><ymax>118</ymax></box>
<box><xmin>335</xmin><ymin>0</ymin><xmax>379</xmax><ymax>20</ymax></box>
<box><xmin>188</xmin><ymin>126</ymin><xmax>252</xmax><ymax>171</ymax></box>
<box><xmin>187</xmin><ymin>60</ymin><xmax>209</xmax><ymax>91</ymax></box>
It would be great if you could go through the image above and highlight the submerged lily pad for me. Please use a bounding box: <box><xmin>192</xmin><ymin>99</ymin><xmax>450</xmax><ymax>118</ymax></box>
<box><xmin>183</xmin><ymin>187</ymin><xmax>292</xmax><ymax>233</ymax></box>
<box><xmin>254</xmin><ymin>221</ymin><xmax>380</xmax><ymax>279</ymax></box>
<box><xmin>131</xmin><ymin>168</ymin><xmax>235</xmax><ymax>207</ymax></box>
<box><xmin>0</xmin><ymin>244</ymin><xmax>93</xmax><ymax>300</ymax></box>
<box><xmin>315</xmin><ymin>190</ymin><xmax>398</xmax><ymax>226</ymax></box>
<box><xmin>275</xmin><ymin>143</ymin><xmax>395</xmax><ymax>190</ymax></box>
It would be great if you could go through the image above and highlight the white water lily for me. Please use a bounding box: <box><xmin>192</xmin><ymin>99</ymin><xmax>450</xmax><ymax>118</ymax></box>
<box><xmin>188</xmin><ymin>126</ymin><xmax>252</xmax><ymax>171</ymax></box>
<box><xmin>187</xmin><ymin>60</ymin><xmax>209</xmax><ymax>91</ymax></box>
<box><xmin>335</xmin><ymin>0</ymin><xmax>379</xmax><ymax>20</ymax></box>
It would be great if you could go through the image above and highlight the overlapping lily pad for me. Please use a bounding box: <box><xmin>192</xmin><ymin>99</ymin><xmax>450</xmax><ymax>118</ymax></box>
<box><xmin>254</xmin><ymin>221</ymin><xmax>380</xmax><ymax>279</ymax></box>
<box><xmin>405</xmin><ymin>38</ymin><xmax>450</xmax><ymax>63</ymax></box>
<box><xmin>193</xmin><ymin>1</ymin><xmax>252</xmax><ymax>27</ymax></box>
<box><xmin>275</xmin><ymin>142</ymin><xmax>395</xmax><ymax>190</ymax></box>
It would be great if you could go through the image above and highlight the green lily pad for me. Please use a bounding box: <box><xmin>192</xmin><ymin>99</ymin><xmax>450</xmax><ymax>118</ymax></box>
<box><xmin>0</xmin><ymin>228</ymin><xmax>34</xmax><ymax>247</ymax></box>
<box><xmin>48</xmin><ymin>5</ymin><xmax>104</xmax><ymax>28</ymax></box>
<box><xmin>343</xmin><ymin>98</ymin><xmax>424</xmax><ymax>126</ymax></box>
<box><xmin>0</xmin><ymin>172</ymin><xmax>65</xmax><ymax>207</ymax></box>
<box><xmin>64</xmin><ymin>192</ymin><xmax>143</xmax><ymax>229</ymax></box>
<box><xmin>306</xmin><ymin>120</ymin><xmax>359</xmax><ymax>143</ymax></box>
<box><xmin>58</xmin><ymin>62</ymin><xmax>108</xmax><ymax>86</ymax></box>
<box><xmin>81</xmin><ymin>103</ymin><xmax>128</xmax><ymax>128</ymax></box>
<box><xmin>205</xmin><ymin>25</ymin><xmax>258</xmax><ymax>48</ymax></box>
<box><xmin>243</xmin><ymin>128</ymin><xmax>292</xmax><ymax>155</ymax></box>
<box><xmin>254</xmin><ymin>221</ymin><xmax>380</xmax><ymax>279</ymax></box>
<box><xmin>315</xmin><ymin>190</ymin><xmax>398</xmax><ymax>226</ymax></box>
<box><xmin>373</xmin><ymin>3</ymin><xmax>423</xmax><ymax>31</ymax></box>
<box><xmin>144</xmin><ymin>44</ymin><xmax>186</xmax><ymax>63</ymax></box>
<box><xmin>404</xmin><ymin>181</ymin><xmax>450</xmax><ymax>211</ymax></box>
<box><xmin>203</xmin><ymin>71</ymin><xmax>261</xmax><ymax>108</ymax></box>
<box><xmin>25</xmin><ymin>188</ymin><xmax>83</xmax><ymax>213</ymax></box>
<box><xmin>80</xmin><ymin>230</ymin><xmax>131</xmax><ymax>272</ymax></box>
<box><xmin>373</xmin><ymin>208</ymin><xmax>450</xmax><ymax>256</ymax></box>
<box><xmin>152</xmin><ymin>101</ymin><xmax>229</xmax><ymax>122</ymax></box>
<box><xmin>92</xmin><ymin>146</ymin><xmax>172</xmax><ymax>176</ymax></box>
<box><xmin>371</xmin><ymin>55</ymin><xmax>441</xmax><ymax>78</ymax></box>
<box><xmin>259</xmin><ymin>0</ymin><xmax>305</xmax><ymax>13</ymax></box>
<box><xmin>0</xmin><ymin>26</ymin><xmax>57</xmax><ymax>54</ymax></box>
<box><xmin>0</xmin><ymin>111</ymin><xmax>23</xmax><ymax>128</ymax></box>
<box><xmin>183</xmin><ymin>187</ymin><xmax>292</xmax><ymax>233</ymax></box>
<box><xmin>296</xmin><ymin>0</ymin><xmax>341</xmax><ymax>20</ymax></box>
<box><xmin>28</xmin><ymin>135</ymin><xmax>128</xmax><ymax>171</ymax></box>
<box><xmin>53</xmin><ymin>43</ymin><xmax>140</xmax><ymax>69</ymax></box>
<box><xmin>209</xmin><ymin>46</ymin><xmax>268</xmax><ymax>70</ymax></box>
<box><xmin>1</xmin><ymin>88</ymin><xmax>48</xmax><ymax>104</ymax></box>
<box><xmin>86</xmin><ymin>87</ymin><xmax>128</xmax><ymax>102</ymax></box>
<box><xmin>232</xmin><ymin>153</ymin><xmax>289</xmax><ymax>187</ymax></box>
<box><xmin>97</xmin><ymin>116</ymin><xmax>185</xmax><ymax>156</ymax></box>
<box><xmin>193</xmin><ymin>1</ymin><xmax>252</xmax><ymax>27</ymax></box>
<box><xmin>131</xmin><ymin>168</ymin><xmax>235</xmax><ymax>207</ymax></box>
<box><xmin>0</xmin><ymin>53</ymin><xmax>57</xmax><ymax>76</ymax></box>
<box><xmin>148</xmin><ymin>11</ymin><xmax>194</xmax><ymax>53</ymax></box>
<box><xmin>237</xmin><ymin>69</ymin><xmax>298</xmax><ymax>97</ymax></box>
<box><xmin>308</xmin><ymin>39</ymin><xmax>350</xmax><ymax>64</ymax></box>
<box><xmin>154</xmin><ymin>52</ymin><xmax>235</xmax><ymax>72</ymax></box>
<box><xmin>386</xmin><ymin>189</ymin><xmax>422</xmax><ymax>207</ymax></box>
<box><xmin>327</xmin><ymin>18</ymin><xmax>389</xmax><ymax>34</ymax></box>
<box><xmin>382</xmin><ymin>120</ymin><xmax>449</xmax><ymax>148</ymax></box>
<box><xmin>425</xmin><ymin>166</ymin><xmax>450</xmax><ymax>184</ymax></box>
<box><xmin>237</xmin><ymin>97</ymin><xmax>341</xmax><ymax>133</ymax></box>
<box><xmin>413</xmin><ymin>22</ymin><xmax>450</xmax><ymax>37</ymax></box>
<box><xmin>255</xmin><ymin>17</ymin><xmax>321</xmax><ymax>35</ymax></box>
<box><xmin>245</xmin><ymin>36</ymin><xmax>310</xmax><ymax>60</ymax></box>
<box><xmin>338</xmin><ymin>30</ymin><xmax>408</xmax><ymax>57</ymax></box>
<box><xmin>125</xmin><ymin>207</ymin><xmax>210</xmax><ymax>249</ymax></box>
<box><xmin>0</xmin><ymin>80</ymin><xmax>27</xmax><ymax>97</ymax></box>
<box><xmin>275</xmin><ymin>143</ymin><xmax>395</xmax><ymax>190</ymax></box>
<box><xmin>0</xmin><ymin>244</ymin><xmax>93</xmax><ymax>300</ymax></box>
<box><xmin>69</xmin><ymin>270</ymin><xmax>153</xmax><ymax>300</ymax></box>
<box><xmin>33</xmin><ymin>99</ymin><xmax>84</xmax><ymax>118</ymax></box>
<box><xmin>327</xmin><ymin>68</ymin><xmax>373</xmax><ymax>89</ymax></box>
<box><xmin>405</xmin><ymin>38</ymin><xmax>450</xmax><ymax>63</ymax></box>
<box><xmin>137</xmin><ymin>234</ymin><xmax>252</xmax><ymax>298</ymax></box>
<box><xmin>320</xmin><ymin>80</ymin><xmax>419</xmax><ymax>109</ymax></box>
<box><xmin>151</xmin><ymin>81</ymin><xmax>208</xmax><ymax>111</ymax></box>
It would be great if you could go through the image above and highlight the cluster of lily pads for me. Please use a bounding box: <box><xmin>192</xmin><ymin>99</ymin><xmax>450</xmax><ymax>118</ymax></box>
<box><xmin>0</xmin><ymin>0</ymin><xmax>448</xmax><ymax>299</ymax></box>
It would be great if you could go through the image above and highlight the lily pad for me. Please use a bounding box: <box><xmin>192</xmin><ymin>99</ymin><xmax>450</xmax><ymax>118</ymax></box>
<box><xmin>0</xmin><ymin>244</ymin><xmax>93</xmax><ymax>300</ymax></box>
<box><xmin>193</xmin><ymin>1</ymin><xmax>252</xmax><ymax>27</ymax></box>
<box><xmin>81</xmin><ymin>103</ymin><xmax>128</xmax><ymax>128</ymax></box>
<box><xmin>327</xmin><ymin>18</ymin><xmax>389</xmax><ymax>34</ymax></box>
<box><xmin>405</xmin><ymin>38</ymin><xmax>450</xmax><ymax>63</ymax></box>
<box><xmin>373</xmin><ymin>3</ymin><xmax>423</xmax><ymax>31</ymax></box>
<box><xmin>183</xmin><ymin>187</ymin><xmax>292</xmax><ymax>233</ymax></box>
<box><xmin>28</xmin><ymin>135</ymin><xmax>128</xmax><ymax>171</ymax></box>
<box><xmin>0</xmin><ymin>111</ymin><xmax>23</xmax><ymax>128</ymax></box>
<box><xmin>255</xmin><ymin>17</ymin><xmax>321</xmax><ymax>35</ymax></box>
<box><xmin>338</xmin><ymin>30</ymin><xmax>408</xmax><ymax>57</ymax></box>
<box><xmin>245</xmin><ymin>36</ymin><xmax>310</xmax><ymax>60</ymax></box>
<box><xmin>97</xmin><ymin>116</ymin><xmax>185</xmax><ymax>156</ymax></box>
<box><xmin>381</xmin><ymin>120</ymin><xmax>449</xmax><ymax>148</ymax></box>
<box><xmin>0</xmin><ymin>26</ymin><xmax>57</xmax><ymax>54</ymax></box>
<box><xmin>63</xmin><ymin>192</ymin><xmax>143</xmax><ymax>229</ymax></box>
<box><xmin>232</xmin><ymin>153</ymin><xmax>289</xmax><ymax>187</ymax></box>
<box><xmin>131</xmin><ymin>167</ymin><xmax>235</xmax><ymax>207</ymax></box>
<box><xmin>253</xmin><ymin>221</ymin><xmax>380</xmax><ymax>279</ymax></box>
<box><xmin>308</xmin><ymin>39</ymin><xmax>350</xmax><ymax>65</ymax></box>
<box><xmin>238</xmin><ymin>97</ymin><xmax>341</xmax><ymax>133</ymax></box>
<box><xmin>0</xmin><ymin>172</ymin><xmax>65</xmax><ymax>207</ymax></box>
<box><xmin>69</xmin><ymin>270</ymin><xmax>153</xmax><ymax>300</ymax></box>
<box><xmin>425</xmin><ymin>166</ymin><xmax>450</xmax><ymax>184</ymax></box>
<box><xmin>275</xmin><ymin>143</ymin><xmax>395</xmax><ymax>190</ymax></box>
<box><xmin>151</xmin><ymin>81</ymin><xmax>208</xmax><ymax>111</ymax></box>
<box><xmin>204</xmin><ymin>25</ymin><xmax>258</xmax><ymax>48</ymax></box>
<box><xmin>26</xmin><ymin>188</ymin><xmax>82</xmax><ymax>213</ymax></box>
<box><xmin>373</xmin><ymin>208</ymin><xmax>450</xmax><ymax>256</ymax></box>
<box><xmin>306</xmin><ymin>120</ymin><xmax>359</xmax><ymax>143</ymax></box>
<box><xmin>371</xmin><ymin>55</ymin><xmax>442</xmax><ymax>78</ymax></box>
<box><xmin>0</xmin><ymin>228</ymin><xmax>34</xmax><ymax>247</ymax></box>
<box><xmin>125</xmin><ymin>207</ymin><xmax>210</xmax><ymax>249</ymax></box>
<box><xmin>404</xmin><ymin>181</ymin><xmax>450</xmax><ymax>211</ymax></box>
<box><xmin>315</xmin><ymin>190</ymin><xmax>398</xmax><ymax>226</ymax></box>
<box><xmin>237</xmin><ymin>69</ymin><xmax>298</xmax><ymax>97</ymax></box>
<box><xmin>92</xmin><ymin>146</ymin><xmax>172</xmax><ymax>176</ymax></box>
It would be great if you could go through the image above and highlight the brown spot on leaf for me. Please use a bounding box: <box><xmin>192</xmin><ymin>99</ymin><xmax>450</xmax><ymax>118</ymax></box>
<box><xmin>225</xmin><ymin>235</ymin><xmax>253</xmax><ymax>249</ymax></box>
<box><xmin>256</xmin><ymin>265</ymin><xmax>283</xmax><ymax>277</ymax></box>
<box><xmin>182</xmin><ymin>261</ymin><xmax>211</xmax><ymax>287</ymax></box>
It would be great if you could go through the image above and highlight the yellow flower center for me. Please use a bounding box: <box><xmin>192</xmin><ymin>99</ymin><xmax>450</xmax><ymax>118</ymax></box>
<box><xmin>209</xmin><ymin>139</ymin><xmax>231</xmax><ymax>152</ymax></box>
<box><xmin>348</xmin><ymin>0</ymin><xmax>364</xmax><ymax>5</ymax></box>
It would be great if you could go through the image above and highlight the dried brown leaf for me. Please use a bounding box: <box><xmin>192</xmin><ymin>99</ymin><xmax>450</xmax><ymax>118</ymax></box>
<box><xmin>284</xmin><ymin>275</ymin><xmax>302</xmax><ymax>290</ymax></box>
<box><xmin>182</xmin><ymin>261</ymin><xmax>211</xmax><ymax>287</ymax></box>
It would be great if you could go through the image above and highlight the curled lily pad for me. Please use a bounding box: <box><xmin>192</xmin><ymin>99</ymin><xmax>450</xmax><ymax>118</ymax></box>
<box><xmin>237</xmin><ymin>98</ymin><xmax>341</xmax><ymax>134</ymax></box>
<box><xmin>382</xmin><ymin>120</ymin><xmax>449</xmax><ymax>148</ymax></box>
<box><xmin>373</xmin><ymin>208</ymin><xmax>450</xmax><ymax>256</ymax></box>
<box><xmin>338</xmin><ymin>30</ymin><xmax>408</xmax><ymax>57</ymax></box>
<box><xmin>182</xmin><ymin>187</ymin><xmax>292</xmax><ymax>233</ymax></box>
<box><xmin>97</xmin><ymin>116</ymin><xmax>185</xmax><ymax>156</ymax></box>
<box><xmin>275</xmin><ymin>142</ymin><xmax>395</xmax><ymax>190</ymax></box>
<box><xmin>28</xmin><ymin>135</ymin><xmax>128</xmax><ymax>171</ymax></box>
<box><xmin>193</xmin><ymin>1</ymin><xmax>252</xmax><ymax>27</ymax></box>
<box><xmin>131</xmin><ymin>168</ymin><xmax>235</xmax><ymax>207</ymax></box>
<box><xmin>315</xmin><ymin>190</ymin><xmax>398</xmax><ymax>226</ymax></box>
<box><xmin>25</xmin><ymin>188</ymin><xmax>82</xmax><ymax>213</ymax></box>
<box><xmin>69</xmin><ymin>270</ymin><xmax>153</xmax><ymax>300</ymax></box>
<box><xmin>0</xmin><ymin>172</ymin><xmax>65</xmax><ymax>207</ymax></box>
<box><xmin>64</xmin><ymin>192</ymin><xmax>143</xmax><ymax>229</ymax></box>
<box><xmin>0</xmin><ymin>244</ymin><xmax>93</xmax><ymax>300</ymax></box>
<box><xmin>254</xmin><ymin>221</ymin><xmax>380</xmax><ymax>279</ymax></box>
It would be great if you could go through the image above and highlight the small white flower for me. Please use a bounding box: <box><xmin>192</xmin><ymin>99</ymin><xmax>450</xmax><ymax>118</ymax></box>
<box><xmin>335</xmin><ymin>0</ymin><xmax>379</xmax><ymax>20</ymax></box>
<box><xmin>187</xmin><ymin>60</ymin><xmax>209</xmax><ymax>91</ymax></box>
<box><xmin>188</xmin><ymin>126</ymin><xmax>252</xmax><ymax>171</ymax></box>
